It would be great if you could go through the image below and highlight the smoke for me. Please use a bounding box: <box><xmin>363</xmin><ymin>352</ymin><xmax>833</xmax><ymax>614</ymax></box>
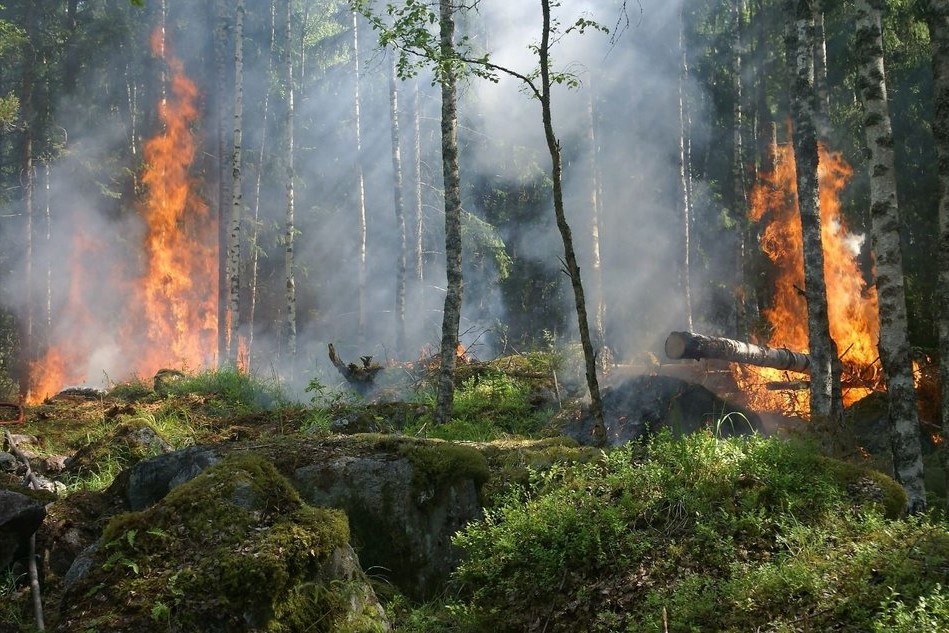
<box><xmin>0</xmin><ymin>0</ymin><xmax>730</xmax><ymax>398</ymax></box>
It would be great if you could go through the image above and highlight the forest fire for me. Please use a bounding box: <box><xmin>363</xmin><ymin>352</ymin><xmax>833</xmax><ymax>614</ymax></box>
<box><xmin>735</xmin><ymin>141</ymin><xmax>881</xmax><ymax>416</ymax></box>
<box><xmin>25</xmin><ymin>29</ymin><xmax>216</xmax><ymax>403</ymax></box>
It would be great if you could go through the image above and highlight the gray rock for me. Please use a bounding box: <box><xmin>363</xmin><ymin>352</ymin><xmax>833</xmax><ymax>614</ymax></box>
<box><xmin>293</xmin><ymin>449</ymin><xmax>483</xmax><ymax>600</ymax></box>
<box><xmin>560</xmin><ymin>375</ymin><xmax>763</xmax><ymax>446</ymax></box>
<box><xmin>0</xmin><ymin>452</ymin><xmax>18</xmax><ymax>473</ymax></box>
<box><xmin>0</xmin><ymin>489</ymin><xmax>47</xmax><ymax>570</ymax></box>
<box><xmin>125</xmin><ymin>446</ymin><xmax>219</xmax><ymax>510</ymax></box>
<box><xmin>62</xmin><ymin>542</ymin><xmax>98</xmax><ymax>594</ymax></box>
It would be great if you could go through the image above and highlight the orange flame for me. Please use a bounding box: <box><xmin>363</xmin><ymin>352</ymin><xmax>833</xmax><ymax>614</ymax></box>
<box><xmin>130</xmin><ymin>33</ymin><xmax>217</xmax><ymax>376</ymax></box>
<box><xmin>25</xmin><ymin>28</ymin><xmax>216</xmax><ymax>402</ymax></box>
<box><xmin>738</xmin><ymin>140</ymin><xmax>880</xmax><ymax>415</ymax></box>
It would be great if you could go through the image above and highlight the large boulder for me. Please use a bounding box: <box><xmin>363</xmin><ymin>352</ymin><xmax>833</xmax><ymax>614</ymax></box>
<box><xmin>558</xmin><ymin>375</ymin><xmax>764</xmax><ymax>446</ymax></box>
<box><xmin>107</xmin><ymin>436</ymin><xmax>489</xmax><ymax>602</ymax></box>
<box><xmin>290</xmin><ymin>436</ymin><xmax>489</xmax><ymax>601</ymax></box>
<box><xmin>58</xmin><ymin>452</ymin><xmax>388</xmax><ymax>632</ymax></box>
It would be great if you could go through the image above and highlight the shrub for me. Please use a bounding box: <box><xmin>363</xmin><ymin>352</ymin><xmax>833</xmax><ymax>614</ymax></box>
<box><xmin>449</xmin><ymin>432</ymin><xmax>945</xmax><ymax>632</ymax></box>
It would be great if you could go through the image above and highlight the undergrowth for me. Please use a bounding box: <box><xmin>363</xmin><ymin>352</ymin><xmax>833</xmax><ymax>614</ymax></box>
<box><xmin>388</xmin><ymin>432</ymin><xmax>947</xmax><ymax>633</ymax></box>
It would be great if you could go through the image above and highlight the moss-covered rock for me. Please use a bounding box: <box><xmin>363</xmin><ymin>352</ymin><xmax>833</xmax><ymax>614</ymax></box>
<box><xmin>56</xmin><ymin>452</ymin><xmax>388</xmax><ymax>632</ymax></box>
<box><xmin>291</xmin><ymin>435</ymin><xmax>486</xmax><ymax>601</ymax></box>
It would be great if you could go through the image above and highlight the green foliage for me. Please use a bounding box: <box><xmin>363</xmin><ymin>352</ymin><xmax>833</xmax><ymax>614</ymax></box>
<box><xmin>874</xmin><ymin>584</ymin><xmax>949</xmax><ymax>632</ymax></box>
<box><xmin>160</xmin><ymin>368</ymin><xmax>286</xmax><ymax>412</ymax></box>
<box><xmin>67</xmin><ymin>453</ymin><xmax>358</xmax><ymax>632</ymax></box>
<box><xmin>444</xmin><ymin>433</ymin><xmax>943</xmax><ymax>632</ymax></box>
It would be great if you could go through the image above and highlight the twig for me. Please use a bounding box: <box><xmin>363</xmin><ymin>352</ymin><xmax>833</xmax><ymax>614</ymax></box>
<box><xmin>4</xmin><ymin>430</ymin><xmax>46</xmax><ymax>631</ymax></box>
<box><xmin>663</xmin><ymin>606</ymin><xmax>669</xmax><ymax>633</ymax></box>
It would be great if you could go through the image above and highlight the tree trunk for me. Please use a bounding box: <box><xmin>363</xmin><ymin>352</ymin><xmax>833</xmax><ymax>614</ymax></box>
<box><xmin>923</xmin><ymin>0</ymin><xmax>949</xmax><ymax>512</ymax></box>
<box><xmin>812</xmin><ymin>1</ymin><xmax>832</xmax><ymax>140</ymax></box>
<box><xmin>413</xmin><ymin>79</ymin><xmax>425</xmax><ymax>287</ymax></box>
<box><xmin>434</xmin><ymin>0</ymin><xmax>463</xmax><ymax>426</ymax></box>
<box><xmin>353</xmin><ymin>11</ymin><xmax>368</xmax><ymax>345</ymax></box>
<box><xmin>389</xmin><ymin>54</ymin><xmax>407</xmax><ymax>357</ymax></box>
<box><xmin>587</xmin><ymin>87</ymin><xmax>607</xmax><ymax>362</ymax></box>
<box><xmin>282</xmin><ymin>0</ymin><xmax>297</xmax><ymax>360</ymax></box>
<box><xmin>539</xmin><ymin>0</ymin><xmax>605</xmax><ymax>444</ymax></box>
<box><xmin>248</xmin><ymin>0</ymin><xmax>277</xmax><ymax>358</ymax></box>
<box><xmin>227</xmin><ymin>0</ymin><xmax>245</xmax><ymax>365</ymax></box>
<box><xmin>733</xmin><ymin>0</ymin><xmax>750</xmax><ymax>338</ymax></box>
<box><xmin>665</xmin><ymin>330</ymin><xmax>812</xmax><ymax>373</ymax></box>
<box><xmin>678</xmin><ymin>5</ymin><xmax>694</xmax><ymax>332</ymax></box>
<box><xmin>854</xmin><ymin>0</ymin><xmax>926</xmax><ymax>514</ymax></box>
<box><xmin>214</xmin><ymin>0</ymin><xmax>229</xmax><ymax>367</ymax></box>
<box><xmin>18</xmin><ymin>0</ymin><xmax>36</xmax><ymax>399</ymax></box>
<box><xmin>786</xmin><ymin>0</ymin><xmax>843</xmax><ymax>425</ymax></box>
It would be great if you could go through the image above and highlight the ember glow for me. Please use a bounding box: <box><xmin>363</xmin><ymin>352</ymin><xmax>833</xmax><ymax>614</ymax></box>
<box><xmin>737</xmin><ymin>141</ymin><xmax>881</xmax><ymax>415</ymax></box>
<box><xmin>25</xmin><ymin>29</ymin><xmax>216</xmax><ymax>402</ymax></box>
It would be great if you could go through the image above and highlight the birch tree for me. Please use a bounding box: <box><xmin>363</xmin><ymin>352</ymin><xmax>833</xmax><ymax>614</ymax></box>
<box><xmin>855</xmin><ymin>0</ymin><xmax>926</xmax><ymax>513</ymax></box>
<box><xmin>921</xmin><ymin>0</ymin><xmax>949</xmax><ymax>512</ymax></box>
<box><xmin>227</xmin><ymin>0</ymin><xmax>245</xmax><ymax>365</ymax></box>
<box><xmin>786</xmin><ymin>0</ymin><xmax>843</xmax><ymax>425</ymax></box>
<box><xmin>282</xmin><ymin>0</ymin><xmax>297</xmax><ymax>360</ymax></box>
<box><xmin>433</xmin><ymin>0</ymin><xmax>463</xmax><ymax>425</ymax></box>
<box><xmin>353</xmin><ymin>10</ymin><xmax>368</xmax><ymax>344</ymax></box>
<box><xmin>389</xmin><ymin>54</ymin><xmax>407</xmax><ymax>357</ymax></box>
<box><xmin>678</xmin><ymin>5</ymin><xmax>694</xmax><ymax>332</ymax></box>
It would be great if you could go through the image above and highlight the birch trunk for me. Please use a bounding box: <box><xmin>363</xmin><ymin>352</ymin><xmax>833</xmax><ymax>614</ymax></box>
<box><xmin>414</xmin><ymin>80</ymin><xmax>424</xmax><ymax>286</ymax></box>
<box><xmin>678</xmin><ymin>5</ymin><xmax>693</xmax><ymax>332</ymax></box>
<box><xmin>353</xmin><ymin>11</ymin><xmax>368</xmax><ymax>344</ymax></box>
<box><xmin>587</xmin><ymin>88</ymin><xmax>607</xmax><ymax>360</ymax></box>
<box><xmin>282</xmin><ymin>0</ymin><xmax>297</xmax><ymax>359</ymax></box>
<box><xmin>227</xmin><ymin>0</ymin><xmax>245</xmax><ymax>365</ymax></box>
<box><xmin>214</xmin><ymin>0</ymin><xmax>229</xmax><ymax>366</ymax></box>
<box><xmin>733</xmin><ymin>0</ymin><xmax>751</xmax><ymax>338</ymax></box>
<box><xmin>389</xmin><ymin>55</ymin><xmax>407</xmax><ymax>357</ymax></box>
<box><xmin>434</xmin><ymin>0</ymin><xmax>463</xmax><ymax>426</ymax></box>
<box><xmin>855</xmin><ymin>0</ymin><xmax>926</xmax><ymax>514</ymax></box>
<box><xmin>786</xmin><ymin>0</ymin><xmax>842</xmax><ymax>425</ymax></box>
<box><xmin>248</xmin><ymin>0</ymin><xmax>277</xmax><ymax>356</ymax></box>
<box><xmin>922</xmin><ymin>0</ymin><xmax>949</xmax><ymax>512</ymax></box>
<box><xmin>812</xmin><ymin>1</ymin><xmax>832</xmax><ymax>139</ymax></box>
<box><xmin>539</xmin><ymin>0</ymin><xmax>605</xmax><ymax>443</ymax></box>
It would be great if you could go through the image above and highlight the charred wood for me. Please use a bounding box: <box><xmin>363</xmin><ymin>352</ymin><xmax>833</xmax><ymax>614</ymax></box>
<box><xmin>328</xmin><ymin>343</ymin><xmax>383</xmax><ymax>393</ymax></box>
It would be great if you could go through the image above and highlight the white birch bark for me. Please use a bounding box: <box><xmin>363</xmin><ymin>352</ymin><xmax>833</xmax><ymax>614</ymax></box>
<box><xmin>227</xmin><ymin>0</ymin><xmax>245</xmax><ymax>365</ymax></box>
<box><xmin>855</xmin><ymin>0</ymin><xmax>926</xmax><ymax>513</ymax></box>
<box><xmin>282</xmin><ymin>0</ymin><xmax>297</xmax><ymax>359</ymax></box>
<box><xmin>389</xmin><ymin>55</ymin><xmax>407</xmax><ymax>357</ymax></box>
<box><xmin>787</xmin><ymin>0</ymin><xmax>842</xmax><ymax>424</ymax></box>
<box><xmin>353</xmin><ymin>11</ymin><xmax>368</xmax><ymax>344</ymax></box>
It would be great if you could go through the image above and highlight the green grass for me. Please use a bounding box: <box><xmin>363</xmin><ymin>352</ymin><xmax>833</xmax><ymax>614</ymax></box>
<box><xmin>430</xmin><ymin>432</ymin><xmax>942</xmax><ymax>632</ymax></box>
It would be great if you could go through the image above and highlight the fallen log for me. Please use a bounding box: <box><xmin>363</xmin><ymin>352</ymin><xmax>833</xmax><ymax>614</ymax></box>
<box><xmin>665</xmin><ymin>331</ymin><xmax>812</xmax><ymax>374</ymax></box>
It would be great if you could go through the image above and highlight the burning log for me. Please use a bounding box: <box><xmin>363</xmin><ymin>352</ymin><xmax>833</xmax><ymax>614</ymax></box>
<box><xmin>328</xmin><ymin>343</ymin><xmax>384</xmax><ymax>393</ymax></box>
<box><xmin>665</xmin><ymin>331</ymin><xmax>812</xmax><ymax>374</ymax></box>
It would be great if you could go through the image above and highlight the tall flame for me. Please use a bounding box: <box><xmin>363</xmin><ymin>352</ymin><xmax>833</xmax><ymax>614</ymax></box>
<box><xmin>130</xmin><ymin>29</ymin><xmax>217</xmax><ymax>375</ymax></box>
<box><xmin>25</xmin><ymin>28</ymin><xmax>216</xmax><ymax>402</ymax></box>
<box><xmin>738</xmin><ymin>140</ymin><xmax>881</xmax><ymax>414</ymax></box>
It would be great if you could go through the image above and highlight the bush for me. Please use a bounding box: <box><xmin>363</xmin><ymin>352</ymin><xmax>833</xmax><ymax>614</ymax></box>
<box><xmin>448</xmin><ymin>432</ymin><xmax>946</xmax><ymax>632</ymax></box>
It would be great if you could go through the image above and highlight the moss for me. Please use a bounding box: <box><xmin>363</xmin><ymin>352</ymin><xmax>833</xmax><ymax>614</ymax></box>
<box><xmin>397</xmin><ymin>439</ymin><xmax>491</xmax><ymax>493</ymax></box>
<box><xmin>474</xmin><ymin>437</ymin><xmax>601</xmax><ymax>504</ymax></box>
<box><xmin>61</xmin><ymin>452</ymin><xmax>369</xmax><ymax>632</ymax></box>
<box><xmin>820</xmin><ymin>456</ymin><xmax>908</xmax><ymax>519</ymax></box>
